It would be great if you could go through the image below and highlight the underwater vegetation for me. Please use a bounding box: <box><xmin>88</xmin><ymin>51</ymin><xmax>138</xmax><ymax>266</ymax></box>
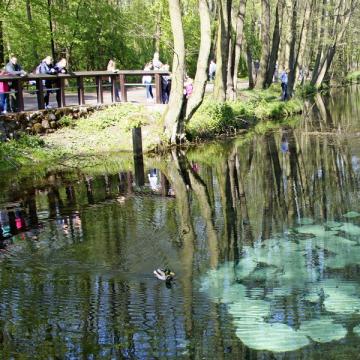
<box><xmin>200</xmin><ymin>213</ymin><xmax>360</xmax><ymax>353</ymax></box>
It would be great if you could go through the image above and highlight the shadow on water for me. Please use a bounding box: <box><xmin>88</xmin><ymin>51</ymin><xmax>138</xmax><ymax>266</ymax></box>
<box><xmin>0</xmin><ymin>87</ymin><xmax>360</xmax><ymax>358</ymax></box>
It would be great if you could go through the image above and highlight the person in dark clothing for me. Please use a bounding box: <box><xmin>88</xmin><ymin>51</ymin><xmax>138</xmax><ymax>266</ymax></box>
<box><xmin>5</xmin><ymin>56</ymin><xmax>27</xmax><ymax>112</ymax></box>
<box><xmin>280</xmin><ymin>69</ymin><xmax>288</xmax><ymax>101</ymax></box>
<box><xmin>38</xmin><ymin>56</ymin><xmax>56</xmax><ymax>108</ymax></box>
<box><xmin>53</xmin><ymin>58</ymin><xmax>67</xmax><ymax>107</ymax></box>
<box><xmin>161</xmin><ymin>64</ymin><xmax>171</xmax><ymax>104</ymax></box>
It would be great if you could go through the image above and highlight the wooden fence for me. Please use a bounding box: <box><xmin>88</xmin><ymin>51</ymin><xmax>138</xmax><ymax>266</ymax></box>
<box><xmin>0</xmin><ymin>70</ymin><xmax>170</xmax><ymax>112</ymax></box>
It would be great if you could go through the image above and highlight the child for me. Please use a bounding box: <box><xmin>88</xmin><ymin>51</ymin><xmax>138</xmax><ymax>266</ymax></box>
<box><xmin>142</xmin><ymin>64</ymin><xmax>153</xmax><ymax>101</ymax></box>
<box><xmin>184</xmin><ymin>77</ymin><xmax>193</xmax><ymax>98</ymax></box>
<box><xmin>0</xmin><ymin>70</ymin><xmax>10</xmax><ymax>114</ymax></box>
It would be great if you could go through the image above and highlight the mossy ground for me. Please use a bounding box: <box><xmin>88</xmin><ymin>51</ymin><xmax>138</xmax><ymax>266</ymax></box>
<box><xmin>186</xmin><ymin>83</ymin><xmax>303</xmax><ymax>139</ymax></box>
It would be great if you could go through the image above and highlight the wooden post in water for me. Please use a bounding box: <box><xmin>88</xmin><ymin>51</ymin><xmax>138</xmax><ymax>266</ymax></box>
<box><xmin>132</xmin><ymin>127</ymin><xmax>145</xmax><ymax>186</ymax></box>
<box><xmin>36</xmin><ymin>79</ymin><xmax>45</xmax><ymax>109</ymax></box>
<box><xmin>155</xmin><ymin>73</ymin><xmax>162</xmax><ymax>104</ymax></box>
<box><xmin>77</xmin><ymin>77</ymin><xmax>85</xmax><ymax>105</ymax></box>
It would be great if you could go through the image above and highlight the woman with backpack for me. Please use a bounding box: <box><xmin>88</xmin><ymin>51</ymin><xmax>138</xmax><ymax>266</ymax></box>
<box><xmin>38</xmin><ymin>56</ymin><xmax>56</xmax><ymax>109</ymax></box>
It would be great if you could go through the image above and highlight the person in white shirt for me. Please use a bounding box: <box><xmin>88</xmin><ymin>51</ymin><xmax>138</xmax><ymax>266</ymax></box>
<box><xmin>142</xmin><ymin>63</ymin><xmax>153</xmax><ymax>101</ymax></box>
<box><xmin>209</xmin><ymin>59</ymin><xmax>216</xmax><ymax>80</ymax></box>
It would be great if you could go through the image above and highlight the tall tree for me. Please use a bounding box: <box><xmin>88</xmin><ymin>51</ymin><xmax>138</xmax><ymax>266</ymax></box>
<box><xmin>163</xmin><ymin>0</ymin><xmax>186</xmax><ymax>143</ymax></box>
<box><xmin>213</xmin><ymin>0</ymin><xmax>231</xmax><ymax>101</ymax></box>
<box><xmin>264</xmin><ymin>0</ymin><xmax>283</xmax><ymax>88</ymax></box>
<box><xmin>255</xmin><ymin>0</ymin><xmax>271</xmax><ymax>88</ymax></box>
<box><xmin>185</xmin><ymin>0</ymin><xmax>211</xmax><ymax>120</ymax></box>
<box><xmin>227</xmin><ymin>0</ymin><xmax>246</xmax><ymax>99</ymax></box>
<box><xmin>47</xmin><ymin>0</ymin><xmax>56</xmax><ymax>60</ymax></box>
<box><xmin>311</xmin><ymin>0</ymin><xmax>358</xmax><ymax>88</ymax></box>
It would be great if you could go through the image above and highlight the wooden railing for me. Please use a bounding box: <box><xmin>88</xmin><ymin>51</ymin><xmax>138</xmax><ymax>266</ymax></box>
<box><xmin>0</xmin><ymin>70</ymin><xmax>170</xmax><ymax>112</ymax></box>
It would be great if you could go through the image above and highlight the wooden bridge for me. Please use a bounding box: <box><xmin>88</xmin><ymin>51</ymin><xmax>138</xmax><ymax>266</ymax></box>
<box><xmin>0</xmin><ymin>70</ymin><xmax>170</xmax><ymax>112</ymax></box>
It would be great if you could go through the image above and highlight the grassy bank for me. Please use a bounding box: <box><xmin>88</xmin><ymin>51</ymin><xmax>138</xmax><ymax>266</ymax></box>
<box><xmin>0</xmin><ymin>104</ymin><xmax>162</xmax><ymax>171</ymax></box>
<box><xmin>346</xmin><ymin>70</ymin><xmax>360</xmax><ymax>84</ymax></box>
<box><xmin>186</xmin><ymin>84</ymin><xmax>303</xmax><ymax>139</ymax></box>
<box><xmin>0</xmin><ymin>85</ymin><xmax>303</xmax><ymax>171</ymax></box>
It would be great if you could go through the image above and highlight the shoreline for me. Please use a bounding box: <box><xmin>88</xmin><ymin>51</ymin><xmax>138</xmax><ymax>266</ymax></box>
<box><xmin>0</xmin><ymin>85</ymin><xmax>306</xmax><ymax>172</ymax></box>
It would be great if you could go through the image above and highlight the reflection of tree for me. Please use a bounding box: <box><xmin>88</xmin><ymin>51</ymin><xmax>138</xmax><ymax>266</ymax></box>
<box><xmin>187</xmin><ymin>161</ymin><xmax>219</xmax><ymax>269</ymax></box>
<box><xmin>163</xmin><ymin>149</ymin><xmax>195</xmax><ymax>337</ymax></box>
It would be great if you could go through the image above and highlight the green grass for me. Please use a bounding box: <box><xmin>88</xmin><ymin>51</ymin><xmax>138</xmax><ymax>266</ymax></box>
<box><xmin>186</xmin><ymin>85</ymin><xmax>303</xmax><ymax>140</ymax></box>
<box><xmin>346</xmin><ymin>70</ymin><xmax>360</xmax><ymax>83</ymax></box>
<box><xmin>0</xmin><ymin>103</ymin><xmax>162</xmax><ymax>171</ymax></box>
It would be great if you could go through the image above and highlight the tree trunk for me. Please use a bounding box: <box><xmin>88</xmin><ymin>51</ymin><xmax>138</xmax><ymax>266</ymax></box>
<box><xmin>246</xmin><ymin>42</ymin><xmax>255</xmax><ymax>89</ymax></box>
<box><xmin>163</xmin><ymin>0</ymin><xmax>186</xmax><ymax>143</ymax></box>
<box><xmin>226</xmin><ymin>35</ymin><xmax>235</xmax><ymax>99</ymax></box>
<box><xmin>154</xmin><ymin>5</ymin><xmax>162</xmax><ymax>53</ymax></box>
<box><xmin>47</xmin><ymin>0</ymin><xmax>56</xmax><ymax>60</ymax></box>
<box><xmin>255</xmin><ymin>0</ymin><xmax>271</xmax><ymax>88</ymax></box>
<box><xmin>311</xmin><ymin>0</ymin><xmax>328</xmax><ymax>85</ymax></box>
<box><xmin>185</xmin><ymin>0</ymin><xmax>211</xmax><ymax>121</ymax></box>
<box><xmin>264</xmin><ymin>0</ymin><xmax>283</xmax><ymax>88</ymax></box>
<box><xmin>0</xmin><ymin>20</ymin><xmax>4</xmax><ymax>67</ymax></box>
<box><xmin>287</xmin><ymin>0</ymin><xmax>298</xmax><ymax>97</ymax></box>
<box><xmin>26</xmin><ymin>0</ymin><xmax>39</xmax><ymax>63</ymax></box>
<box><xmin>213</xmin><ymin>0</ymin><xmax>231</xmax><ymax>101</ymax></box>
<box><xmin>231</xmin><ymin>0</ymin><xmax>246</xmax><ymax>98</ymax></box>
<box><xmin>295</xmin><ymin>0</ymin><xmax>312</xmax><ymax>85</ymax></box>
<box><xmin>313</xmin><ymin>1</ymin><xmax>357</xmax><ymax>88</ymax></box>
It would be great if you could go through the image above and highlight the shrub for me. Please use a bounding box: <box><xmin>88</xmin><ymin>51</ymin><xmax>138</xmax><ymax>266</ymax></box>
<box><xmin>58</xmin><ymin>115</ymin><xmax>74</xmax><ymax>128</ymax></box>
<box><xmin>186</xmin><ymin>100</ymin><xmax>234</xmax><ymax>139</ymax></box>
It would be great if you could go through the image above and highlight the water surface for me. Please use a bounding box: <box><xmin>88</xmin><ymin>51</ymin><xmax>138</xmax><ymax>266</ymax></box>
<box><xmin>1</xmin><ymin>87</ymin><xmax>360</xmax><ymax>359</ymax></box>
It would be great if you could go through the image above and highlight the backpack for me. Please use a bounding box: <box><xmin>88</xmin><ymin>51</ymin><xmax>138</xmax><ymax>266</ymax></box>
<box><xmin>35</xmin><ymin>63</ymin><xmax>42</xmax><ymax>74</ymax></box>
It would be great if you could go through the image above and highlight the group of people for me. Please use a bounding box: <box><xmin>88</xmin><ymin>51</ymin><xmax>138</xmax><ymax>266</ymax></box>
<box><xmin>0</xmin><ymin>55</ymin><xmax>67</xmax><ymax>113</ymax></box>
<box><xmin>141</xmin><ymin>52</ymin><xmax>172</xmax><ymax>104</ymax></box>
<box><xmin>0</xmin><ymin>56</ymin><xmax>26</xmax><ymax>113</ymax></box>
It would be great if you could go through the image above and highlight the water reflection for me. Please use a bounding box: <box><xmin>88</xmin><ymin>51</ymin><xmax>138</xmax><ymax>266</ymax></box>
<box><xmin>0</xmin><ymin>88</ymin><xmax>360</xmax><ymax>358</ymax></box>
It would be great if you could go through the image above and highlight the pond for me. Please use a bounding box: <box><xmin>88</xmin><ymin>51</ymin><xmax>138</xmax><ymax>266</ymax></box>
<box><xmin>0</xmin><ymin>86</ymin><xmax>360</xmax><ymax>359</ymax></box>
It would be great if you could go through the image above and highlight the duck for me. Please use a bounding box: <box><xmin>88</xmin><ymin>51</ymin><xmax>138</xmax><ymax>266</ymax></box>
<box><xmin>153</xmin><ymin>268</ymin><xmax>175</xmax><ymax>282</ymax></box>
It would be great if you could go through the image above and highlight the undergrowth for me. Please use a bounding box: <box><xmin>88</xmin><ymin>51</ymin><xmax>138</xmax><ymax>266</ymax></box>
<box><xmin>186</xmin><ymin>85</ymin><xmax>303</xmax><ymax>140</ymax></box>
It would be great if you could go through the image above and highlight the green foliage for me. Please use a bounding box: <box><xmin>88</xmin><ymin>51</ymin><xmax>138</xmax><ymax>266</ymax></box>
<box><xmin>186</xmin><ymin>91</ymin><xmax>303</xmax><ymax>140</ymax></box>
<box><xmin>58</xmin><ymin>115</ymin><xmax>74</xmax><ymax>128</ymax></box>
<box><xmin>0</xmin><ymin>0</ymin><xmax>200</xmax><ymax>74</ymax></box>
<box><xmin>297</xmin><ymin>83</ymin><xmax>317</xmax><ymax>97</ymax></box>
<box><xmin>346</xmin><ymin>71</ymin><xmax>360</xmax><ymax>83</ymax></box>
<box><xmin>186</xmin><ymin>100</ymin><xmax>235</xmax><ymax>139</ymax></box>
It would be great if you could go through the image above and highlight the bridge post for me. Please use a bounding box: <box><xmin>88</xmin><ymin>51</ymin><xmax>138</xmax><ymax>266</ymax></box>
<box><xmin>14</xmin><ymin>79</ymin><xmax>24</xmax><ymax>112</ymax></box>
<box><xmin>110</xmin><ymin>75</ymin><xmax>117</xmax><ymax>102</ymax></box>
<box><xmin>155</xmin><ymin>73</ymin><xmax>162</xmax><ymax>104</ymax></box>
<box><xmin>77</xmin><ymin>77</ymin><xmax>85</xmax><ymax>105</ymax></box>
<box><xmin>95</xmin><ymin>76</ymin><xmax>104</xmax><ymax>104</ymax></box>
<box><xmin>57</xmin><ymin>77</ymin><xmax>66</xmax><ymax>107</ymax></box>
<box><xmin>119</xmin><ymin>74</ymin><xmax>127</xmax><ymax>102</ymax></box>
<box><xmin>36</xmin><ymin>79</ymin><xmax>45</xmax><ymax>110</ymax></box>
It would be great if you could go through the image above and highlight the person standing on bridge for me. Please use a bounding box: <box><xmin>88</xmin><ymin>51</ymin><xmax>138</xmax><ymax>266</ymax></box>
<box><xmin>38</xmin><ymin>56</ymin><xmax>57</xmax><ymax>109</ymax></box>
<box><xmin>152</xmin><ymin>52</ymin><xmax>163</xmax><ymax>70</ymax></box>
<box><xmin>5</xmin><ymin>55</ymin><xmax>27</xmax><ymax>112</ymax></box>
<box><xmin>54</xmin><ymin>58</ymin><xmax>67</xmax><ymax>107</ymax></box>
<box><xmin>107</xmin><ymin>59</ymin><xmax>120</xmax><ymax>102</ymax></box>
<box><xmin>0</xmin><ymin>69</ymin><xmax>10</xmax><ymax>114</ymax></box>
<box><xmin>142</xmin><ymin>63</ymin><xmax>153</xmax><ymax>102</ymax></box>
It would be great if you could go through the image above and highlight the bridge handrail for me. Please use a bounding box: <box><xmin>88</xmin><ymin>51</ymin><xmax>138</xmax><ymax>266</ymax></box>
<box><xmin>0</xmin><ymin>70</ymin><xmax>171</xmax><ymax>82</ymax></box>
<box><xmin>0</xmin><ymin>70</ymin><xmax>171</xmax><ymax>111</ymax></box>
